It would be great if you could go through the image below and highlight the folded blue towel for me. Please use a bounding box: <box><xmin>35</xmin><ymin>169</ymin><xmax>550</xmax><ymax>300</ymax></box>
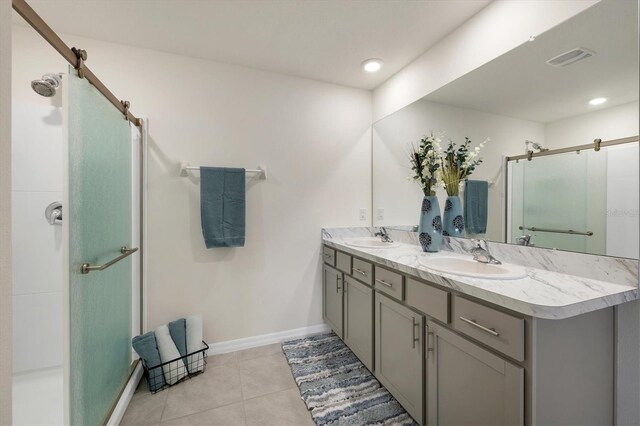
<box><xmin>168</xmin><ymin>319</ymin><xmax>187</xmax><ymax>357</ymax></box>
<box><xmin>464</xmin><ymin>180</ymin><xmax>488</xmax><ymax>235</ymax></box>
<box><xmin>200</xmin><ymin>167</ymin><xmax>246</xmax><ymax>248</ymax></box>
<box><xmin>132</xmin><ymin>332</ymin><xmax>165</xmax><ymax>391</ymax></box>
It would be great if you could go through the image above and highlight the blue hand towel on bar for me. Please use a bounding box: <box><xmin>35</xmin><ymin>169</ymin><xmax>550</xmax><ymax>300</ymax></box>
<box><xmin>132</xmin><ymin>332</ymin><xmax>165</xmax><ymax>391</ymax></box>
<box><xmin>464</xmin><ymin>180</ymin><xmax>488</xmax><ymax>235</ymax></box>
<box><xmin>200</xmin><ymin>167</ymin><xmax>246</xmax><ymax>248</ymax></box>
<box><xmin>168</xmin><ymin>318</ymin><xmax>187</xmax><ymax>357</ymax></box>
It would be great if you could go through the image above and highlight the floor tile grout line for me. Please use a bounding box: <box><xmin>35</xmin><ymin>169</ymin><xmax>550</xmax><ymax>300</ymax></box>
<box><xmin>241</xmin><ymin>383</ymin><xmax>298</xmax><ymax>404</ymax></box>
<box><xmin>157</xmin><ymin>389</ymin><xmax>169</xmax><ymax>424</ymax></box>
<box><xmin>159</xmin><ymin>360</ymin><xmax>245</xmax><ymax>423</ymax></box>
<box><xmin>157</xmin><ymin>399</ymin><xmax>245</xmax><ymax>425</ymax></box>
<box><xmin>233</xmin><ymin>352</ymin><xmax>250</xmax><ymax>425</ymax></box>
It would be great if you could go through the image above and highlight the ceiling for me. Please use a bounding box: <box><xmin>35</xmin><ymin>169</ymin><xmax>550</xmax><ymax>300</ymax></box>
<box><xmin>13</xmin><ymin>0</ymin><xmax>490</xmax><ymax>90</ymax></box>
<box><xmin>424</xmin><ymin>0</ymin><xmax>639</xmax><ymax>124</ymax></box>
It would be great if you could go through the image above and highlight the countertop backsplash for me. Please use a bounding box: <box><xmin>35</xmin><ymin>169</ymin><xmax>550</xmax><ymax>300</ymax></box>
<box><xmin>322</xmin><ymin>227</ymin><xmax>639</xmax><ymax>288</ymax></box>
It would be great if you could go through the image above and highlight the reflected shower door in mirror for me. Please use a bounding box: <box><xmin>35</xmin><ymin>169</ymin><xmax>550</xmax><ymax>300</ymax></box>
<box><xmin>371</xmin><ymin>0</ymin><xmax>639</xmax><ymax>258</ymax></box>
<box><xmin>508</xmin><ymin>143</ymin><xmax>639</xmax><ymax>258</ymax></box>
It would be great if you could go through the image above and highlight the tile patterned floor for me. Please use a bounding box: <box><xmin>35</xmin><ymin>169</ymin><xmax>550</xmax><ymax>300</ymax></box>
<box><xmin>121</xmin><ymin>343</ymin><xmax>314</xmax><ymax>426</ymax></box>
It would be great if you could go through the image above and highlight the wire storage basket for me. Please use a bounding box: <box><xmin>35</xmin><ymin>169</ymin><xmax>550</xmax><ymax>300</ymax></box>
<box><xmin>143</xmin><ymin>341</ymin><xmax>209</xmax><ymax>393</ymax></box>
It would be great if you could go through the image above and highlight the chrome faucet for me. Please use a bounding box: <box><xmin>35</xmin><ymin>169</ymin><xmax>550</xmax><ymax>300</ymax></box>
<box><xmin>516</xmin><ymin>234</ymin><xmax>532</xmax><ymax>246</ymax></box>
<box><xmin>471</xmin><ymin>239</ymin><xmax>501</xmax><ymax>264</ymax></box>
<box><xmin>375</xmin><ymin>227</ymin><xmax>393</xmax><ymax>243</ymax></box>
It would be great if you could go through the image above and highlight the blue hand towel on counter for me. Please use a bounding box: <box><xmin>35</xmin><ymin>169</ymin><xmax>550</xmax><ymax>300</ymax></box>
<box><xmin>132</xmin><ymin>332</ymin><xmax>165</xmax><ymax>391</ymax></box>
<box><xmin>200</xmin><ymin>167</ymin><xmax>246</xmax><ymax>248</ymax></box>
<box><xmin>168</xmin><ymin>318</ymin><xmax>187</xmax><ymax>357</ymax></box>
<box><xmin>464</xmin><ymin>180</ymin><xmax>488</xmax><ymax>235</ymax></box>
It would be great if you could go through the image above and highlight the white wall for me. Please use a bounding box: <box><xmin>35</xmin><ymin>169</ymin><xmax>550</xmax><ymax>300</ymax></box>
<box><xmin>12</xmin><ymin>24</ymin><xmax>372</xmax><ymax>344</ymax></box>
<box><xmin>373</xmin><ymin>99</ymin><xmax>544</xmax><ymax>241</ymax></box>
<box><xmin>11</xmin><ymin>101</ymin><xmax>63</xmax><ymax>373</ymax></box>
<box><xmin>0</xmin><ymin>0</ymin><xmax>13</xmax><ymax>422</ymax></box>
<box><xmin>545</xmin><ymin>101</ymin><xmax>639</xmax><ymax>148</ymax></box>
<box><xmin>372</xmin><ymin>0</ymin><xmax>599</xmax><ymax>121</ymax></box>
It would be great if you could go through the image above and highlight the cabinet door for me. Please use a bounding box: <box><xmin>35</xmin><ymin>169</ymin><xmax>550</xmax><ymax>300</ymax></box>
<box><xmin>323</xmin><ymin>264</ymin><xmax>343</xmax><ymax>338</ymax></box>
<box><xmin>426</xmin><ymin>321</ymin><xmax>523</xmax><ymax>426</ymax></box>
<box><xmin>344</xmin><ymin>276</ymin><xmax>373</xmax><ymax>370</ymax></box>
<box><xmin>375</xmin><ymin>293</ymin><xmax>423</xmax><ymax>424</ymax></box>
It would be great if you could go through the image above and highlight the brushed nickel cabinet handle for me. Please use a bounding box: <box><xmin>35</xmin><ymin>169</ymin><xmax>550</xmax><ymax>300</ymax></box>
<box><xmin>459</xmin><ymin>316</ymin><xmax>500</xmax><ymax>337</ymax></box>
<box><xmin>81</xmin><ymin>247</ymin><xmax>138</xmax><ymax>274</ymax></box>
<box><xmin>375</xmin><ymin>278</ymin><xmax>393</xmax><ymax>288</ymax></box>
<box><xmin>426</xmin><ymin>326</ymin><xmax>434</xmax><ymax>359</ymax></box>
<box><xmin>412</xmin><ymin>317</ymin><xmax>420</xmax><ymax>349</ymax></box>
<box><xmin>336</xmin><ymin>276</ymin><xmax>342</xmax><ymax>293</ymax></box>
<box><xmin>352</xmin><ymin>268</ymin><xmax>367</xmax><ymax>276</ymax></box>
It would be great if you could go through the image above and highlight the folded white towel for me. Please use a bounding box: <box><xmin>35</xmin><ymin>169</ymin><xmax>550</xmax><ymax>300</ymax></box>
<box><xmin>186</xmin><ymin>315</ymin><xmax>205</xmax><ymax>373</ymax></box>
<box><xmin>155</xmin><ymin>324</ymin><xmax>187</xmax><ymax>385</ymax></box>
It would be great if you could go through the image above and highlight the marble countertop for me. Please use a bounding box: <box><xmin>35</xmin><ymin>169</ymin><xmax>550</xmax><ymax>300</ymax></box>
<box><xmin>322</xmin><ymin>233</ymin><xmax>639</xmax><ymax>320</ymax></box>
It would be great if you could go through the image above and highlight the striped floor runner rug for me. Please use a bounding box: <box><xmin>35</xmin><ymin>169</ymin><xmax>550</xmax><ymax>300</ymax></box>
<box><xmin>282</xmin><ymin>332</ymin><xmax>418</xmax><ymax>426</ymax></box>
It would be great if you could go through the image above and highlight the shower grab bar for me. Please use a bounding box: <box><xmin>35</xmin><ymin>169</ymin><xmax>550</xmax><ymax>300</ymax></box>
<box><xmin>81</xmin><ymin>247</ymin><xmax>138</xmax><ymax>274</ymax></box>
<box><xmin>518</xmin><ymin>226</ymin><xmax>593</xmax><ymax>236</ymax></box>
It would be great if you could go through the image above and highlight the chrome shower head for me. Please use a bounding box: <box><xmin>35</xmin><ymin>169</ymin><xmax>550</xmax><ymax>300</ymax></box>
<box><xmin>31</xmin><ymin>73</ymin><xmax>61</xmax><ymax>97</ymax></box>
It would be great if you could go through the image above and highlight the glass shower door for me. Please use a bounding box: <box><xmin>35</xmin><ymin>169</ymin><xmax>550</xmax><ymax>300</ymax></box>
<box><xmin>66</xmin><ymin>67</ymin><xmax>133</xmax><ymax>425</ymax></box>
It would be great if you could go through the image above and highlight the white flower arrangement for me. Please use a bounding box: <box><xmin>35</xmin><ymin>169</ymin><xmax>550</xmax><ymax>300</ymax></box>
<box><xmin>441</xmin><ymin>137</ymin><xmax>489</xmax><ymax>196</ymax></box>
<box><xmin>409</xmin><ymin>132</ymin><xmax>443</xmax><ymax>196</ymax></box>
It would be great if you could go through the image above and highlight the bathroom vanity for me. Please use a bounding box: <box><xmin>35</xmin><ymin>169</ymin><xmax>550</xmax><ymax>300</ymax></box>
<box><xmin>321</xmin><ymin>229</ymin><xmax>638</xmax><ymax>426</ymax></box>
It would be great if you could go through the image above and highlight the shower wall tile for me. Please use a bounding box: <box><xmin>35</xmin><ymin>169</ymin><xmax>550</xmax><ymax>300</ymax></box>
<box><xmin>12</xmin><ymin>292</ymin><xmax>64</xmax><ymax>373</ymax></box>
<box><xmin>11</xmin><ymin>190</ymin><xmax>63</xmax><ymax>296</ymax></box>
<box><xmin>11</xmin><ymin>102</ymin><xmax>63</xmax><ymax>192</ymax></box>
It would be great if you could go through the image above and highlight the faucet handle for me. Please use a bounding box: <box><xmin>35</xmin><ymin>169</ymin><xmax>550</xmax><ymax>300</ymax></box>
<box><xmin>471</xmin><ymin>239</ymin><xmax>484</xmax><ymax>250</ymax></box>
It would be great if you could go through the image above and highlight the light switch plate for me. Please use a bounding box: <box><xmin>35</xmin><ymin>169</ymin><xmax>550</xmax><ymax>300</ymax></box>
<box><xmin>359</xmin><ymin>208</ymin><xmax>367</xmax><ymax>221</ymax></box>
<box><xmin>377</xmin><ymin>209</ymin><xmax>384</xmax><ymax>220</ymax></box>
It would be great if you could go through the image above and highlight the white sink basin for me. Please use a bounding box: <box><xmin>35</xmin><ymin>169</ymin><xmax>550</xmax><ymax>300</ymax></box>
<box><xmin>344</xmin><ymin>238</ymin><xmax>400</xmax><ymax>249</ymax></box>
<box><xmin>419</xmin><ymin>256</ymin><xmax>527</xmax><ymax>280</ymax></box>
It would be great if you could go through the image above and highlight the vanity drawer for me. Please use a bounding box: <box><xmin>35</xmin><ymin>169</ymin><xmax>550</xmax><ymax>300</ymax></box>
<box><xmin>336</xmin><ymin>251</ymin><xmax>352</xmax><ymax>274</ymax></box>
<box><xmin>351</xmin><ymin>258</ymin><xmax>373</xmax><ymax>286</ymax></box>
<box><xmin>322</xmin><ymin>246</ymin><xmax>336</xmax><ymax>266</ymax></box>
<box><xmin>374</xmin><ymin>266</ymin><xmax>404</xmax><ymax>300</ymax></box>
<box><xmin>405</xmin><ymin>278</ymin><xmax>450</xmax><ymax>323</ymax></box>
<box><xmin>453</xmin><ymin>296</ymin><xmax>525</xmax><ymax>361</ymax></box>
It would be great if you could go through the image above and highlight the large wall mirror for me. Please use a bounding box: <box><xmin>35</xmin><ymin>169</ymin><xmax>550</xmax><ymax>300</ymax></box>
<box><xmin>372</xmin><ymin>0</ymin><xmax>639</xmax><ymax>259</ymax></box>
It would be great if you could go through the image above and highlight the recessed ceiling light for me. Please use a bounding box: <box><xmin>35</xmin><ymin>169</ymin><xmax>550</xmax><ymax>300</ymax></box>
<box><xmin>589</xmin><ymin>97</ymin><xmax>607</xmax><ymax>106</ymax></box>
<box><xmin>362</xmin><ymin>58</ymin><xmax>383</xmax><ymax>73</ymax></box>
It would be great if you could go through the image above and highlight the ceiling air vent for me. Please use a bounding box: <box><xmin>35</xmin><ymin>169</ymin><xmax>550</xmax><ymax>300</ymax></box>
<box><xmin>546</xmin><ymin>47</ymin><xmax>595</xmax><ymax>67</ymax></box>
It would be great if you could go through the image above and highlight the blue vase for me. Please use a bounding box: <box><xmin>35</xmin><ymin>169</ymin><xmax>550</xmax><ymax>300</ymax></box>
<box><xmin>443</xmin><ymin>195</ymin><xmax>464</xmax><ymax>238</ymax></box>
<box><xmin>418</xmin><ymin>196</ymin><xmax>442</xmax><ymax>252</ymax></box>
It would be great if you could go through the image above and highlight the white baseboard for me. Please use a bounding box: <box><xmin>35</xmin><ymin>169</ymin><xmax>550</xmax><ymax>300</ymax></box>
<box><xmin>208</xmin><ymin>323</ymin><xmax>331</xmax><ymax>355</ymax></box>
<box><xmin>107</xmin><ymin>362</ymin><xmax>143</xmax><ymax>426</ymax></box>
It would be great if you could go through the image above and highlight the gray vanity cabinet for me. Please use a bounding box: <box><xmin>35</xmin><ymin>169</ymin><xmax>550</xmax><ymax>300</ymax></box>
<box><xmin>426</xmin><ymin>320</ymin><xmax>524</xmax><ymax>426</ymax></box>
<box><xmin>323</xmin><ymin>264</ymin><xmax>343</xmax><ymax>338</ymax></box>
<box><xmin>375</xmin><ymin>293</ymin><xmax>424</xmax><ymax>424</ymax></box>
<box><xmin>344</xmin><ymin>275</ymin><xmax>373</xmax><ymax>370</ymax></box>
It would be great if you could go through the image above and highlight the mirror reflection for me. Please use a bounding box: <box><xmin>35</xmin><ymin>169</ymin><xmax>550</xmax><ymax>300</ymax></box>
<box><xmin>372</xmin><ymin>0</ymin><xmax>639</xmax><ymax>259</ymax></box>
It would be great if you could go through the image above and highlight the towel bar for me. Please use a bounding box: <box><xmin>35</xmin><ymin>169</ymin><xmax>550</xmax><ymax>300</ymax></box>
<box><xmin>518</xmin><ymin>226</ymin><xmax>593</xmax><ymax>236</ymax></box>
<box><xmin>180</xmin><ymin>161</ymin><xmax>267</xmax><ymax>180</ymax></box>
<box><xmin>81</xmin><ymin>246</ymin><xmax>138</xmax><ymax>274</ymax></box>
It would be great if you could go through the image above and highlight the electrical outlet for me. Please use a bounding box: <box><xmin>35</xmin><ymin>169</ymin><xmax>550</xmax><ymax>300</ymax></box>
<box><xmin>377</xmin><ymin>209</ymin><xmax>384</xmax><ymax>221</ymax></box>
<box><xmin>359</xmin><ymin>208</ymin><xmax>367</xmax><ymax>221</ymax></box>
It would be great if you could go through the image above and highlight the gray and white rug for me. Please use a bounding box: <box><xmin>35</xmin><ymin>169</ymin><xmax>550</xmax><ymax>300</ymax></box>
<box><xmin>282</xmin><ymin>332</ymin><xmax>418</xmax><ymax>426</ymax></box>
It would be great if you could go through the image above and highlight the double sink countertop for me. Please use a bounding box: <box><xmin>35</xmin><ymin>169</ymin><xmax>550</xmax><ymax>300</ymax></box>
<box><xmin>322</xmin><ymin>230</ymin><xmax>639</xmax><ymax>320</ymax></box>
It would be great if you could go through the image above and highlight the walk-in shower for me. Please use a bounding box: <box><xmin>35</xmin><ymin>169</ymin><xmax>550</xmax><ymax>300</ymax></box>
<box><xmin>30</xmin><ymin>73</ymin><xmax>61</xmax><ymax>97</ymax></box>
<box><xmin>13</xmin><ymin>0</ymin><xmax>146</xmax><ymax>423</ymax></box>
